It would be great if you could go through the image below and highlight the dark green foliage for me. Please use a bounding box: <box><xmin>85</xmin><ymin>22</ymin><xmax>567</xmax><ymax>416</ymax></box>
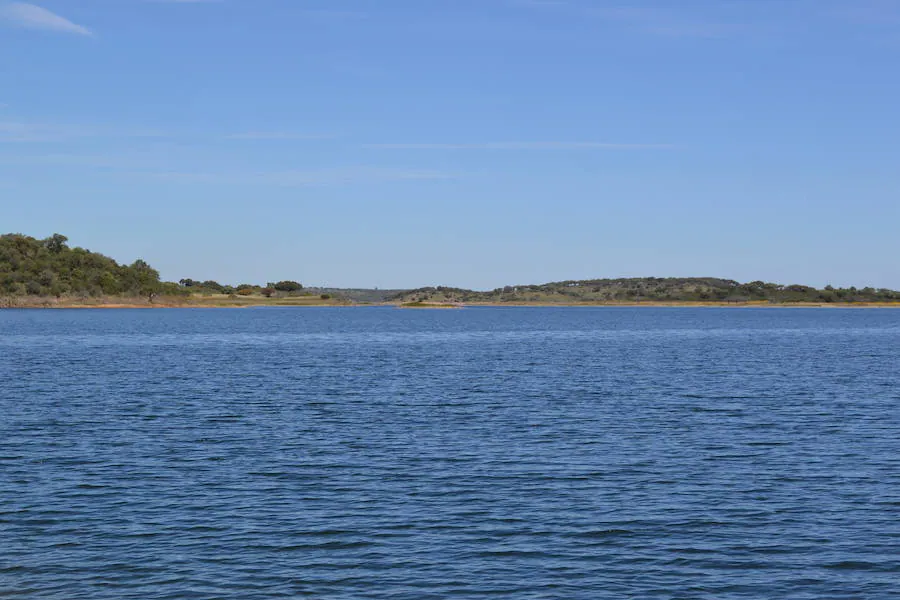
<box><xmin>0</xmin><ymin>233</ymin><xmax>167</xmax><ymax>298</ymax></box>
<box><xmin>129</xmin><ymin>259</ymin><xmax>162</xmax><ymax>301</ymax></box>
<box><xmin>200</xmin><ymin>280</ymin><xmax>225</xmax><ymax>293</ymax></box>
<box><xmin>273</xmin><ymin>280</ymin><xmax>303</xmax><ymax>292</ymax></box>
<box><xmin>388</xmin><ymin>277</ymin><xmax>900</xmax><ymax>304</ymax></box>
<box><xmin>176</xmin><ymin>278</ymin><xmax>240</xmax><ymax>295</ymax></box>
<box><xmin>44</xmin><ymin>234</ymin><xmax>68</xmax><ymax>254</ymax></box>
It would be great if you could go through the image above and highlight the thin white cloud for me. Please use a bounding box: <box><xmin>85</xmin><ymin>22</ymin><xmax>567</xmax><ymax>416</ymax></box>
<box><xmin>0</xmin><ymin>120</ymin><xmax>167</xmax><ymax>142</ymax></box>
<box><xmin>508</xmin><ymin>0</ymin><xmax>570</xmax><ymax>7</ymax></box>
<box><xmin>364</xmin><ymin>142</ymin><xmax>673</xmax><ymax>150</ymax></box>
<box><xmin>0</xmin><ymin>121</ymin><xmax>89</xmax><ymax>142</ymax></box>
<box><xmin>0</xmin><ymin>152</ymin><xmax>138</xmax><ymax>168</ymax></box>
<box><xmin>0</xmin><ymin>2</ymin><xmax>92</xmax><ymax>36</ymax></box>
<box><xmin>827</xmin><ymin>0</ymin><xmax>900</xmax><ymax>25</ymax></box>
<box><xmin>152</xmin><ymin>167</ymin><xmax>454</xmax><ymax>186</ymax></box>
<box><xmin>224</xmin><ymin>132</ymin><xmax>335</xmax><ymax>141</ymax></box>
<box><xmin>0</xmin><ymin>154</ymin><xmax>456</xmax><ymax>187</ymax></box>
<box><xmin>513</xmin><ymin>1</ymin><xmax>741</xmax><ymax>39</ymax></box>
<box><xmin>301</xmin><ymin>9</ymin><xmax>368</xmax><ymax>20</ymax></box>
<box><xmin>590</xmin><ymin>6</ymin><xmax>743</xmax><ymax>39</ymax></box>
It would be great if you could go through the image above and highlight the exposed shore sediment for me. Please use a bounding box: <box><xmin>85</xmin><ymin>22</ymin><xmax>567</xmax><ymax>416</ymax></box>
<box><xmin>3</xmin><ymin>296</ymin><xmax>900</xmax><ymax>309</ymax></box>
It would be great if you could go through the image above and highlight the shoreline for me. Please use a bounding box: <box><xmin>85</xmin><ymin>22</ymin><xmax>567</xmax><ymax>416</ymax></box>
<box><xmin>460</xmin><ymin>301</ymin><xmax>900</xmax><ymax>308</ymax></box>
<box><xmin>0</xmin><ymin>296</ymin><xmax>349</xmax><ymax>310</ymax></box>
<box><xmin>3</xmin><ymin>297</ymin><xmax>900</xmax><ymax>309</ymax></box>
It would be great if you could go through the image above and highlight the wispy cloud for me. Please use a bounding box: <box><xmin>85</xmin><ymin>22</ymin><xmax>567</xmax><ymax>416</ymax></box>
<box><xmin>508</xmin><ymin>0</ymin><xmax>570</xmax><ymax>7</ymax></box>
<box><xmin>364</xmin><ymin>141</ymin><xmax>673</xmax><ymax>150</ymax></box>
<box><xmin>224</xmin><ymin>132</ymin><xmax>335</xmax><ymax>141</ymax></box>
<box><xmin>152</xmin><ymin>167</ymin><xmax>454</xmax><ymax>186</ymax></box>
<box><xmin>826</xmin><ymin>0</ymin><xmax>900</xmax><ymax>25</ymax></box>
<box><xmin>0</xmin><ymin>2</ymin><xmax>92</xmax><ymax>36</ymax></box>
<box><xmin>513</xmin><ymin>1</ymin><xmax>743</xmax><ymax>39</ymax></box>
<box><xmin>301</xmin><ymin>9</ymin><xmax>367</xmax><ymax>20</ymax></box>
<box><xmin>0</xmin><ymin>120</ymin><xmax>166</xmax><ymax>142</ymax></box>
<box><xmin>0</xmin><ymin>151</ymin><xmax>455</xmax><ymax>187</ymax></box>
<box><xmin>1</xmin><ymin>119</ymin><xmax>337</xmax><ymax>144</ymax></box>
<box><xmin>588</xmin><ymin>5</ymin><xmax>743</xmax><ymax>38</ymax></box>
<box><xmin>0</xmin><ymin>121</ymin><xmax>90</xmax><ymax>142</ymax></box>
<box><xmin>0</xmin><ymin>152</ymin><xmax>139</xmax><ymax>168</ymax></box>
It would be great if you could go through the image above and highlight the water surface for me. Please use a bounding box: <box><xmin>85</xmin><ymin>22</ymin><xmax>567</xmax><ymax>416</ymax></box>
<box><xmin>2</xmin><ymin>307</ymin><xmax>898</xmax><ymax>598</ymax></box>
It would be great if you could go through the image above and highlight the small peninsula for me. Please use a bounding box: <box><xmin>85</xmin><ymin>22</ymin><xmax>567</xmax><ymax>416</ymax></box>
<box><xmin>2</xmin><ymin>233</ymin><xmax>899</xmax><ymax>308</ymax></box>
<box><xmin>0</xmin><ymin>233</ymin><xmax>347</xmax><ymax>308</ymax></box>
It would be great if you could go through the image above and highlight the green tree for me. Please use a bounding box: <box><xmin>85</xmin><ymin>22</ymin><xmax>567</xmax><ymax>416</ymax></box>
<box><xmin>98</xmin><ymin>272</ymin><xmax>120</xmax><ymax>295</ymax></box>
<box><xmin>201</xmin><ymin>280</ymin><xmax>225</xmax><ymax>293</ymax></box>
<box><xmin>43</xmin><ymin>233</ymin><xmax>69</xmax><ymax>254</ymax></box>
<box><xmin>129</xmin><ymin>259</ymin><xmax>161</xmax><ymax>302</ymax></box>
<box><xmin>273</xmin><ymin>280</ymin><xmax>302</xmax><ymax>292</ymax></box>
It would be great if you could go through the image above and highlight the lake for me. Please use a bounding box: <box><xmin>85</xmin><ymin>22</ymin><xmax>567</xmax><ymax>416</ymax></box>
<box><xmin>1</xmin><ymin>307</ymin><xmax>898</xmax><ymax>598</ymax></box>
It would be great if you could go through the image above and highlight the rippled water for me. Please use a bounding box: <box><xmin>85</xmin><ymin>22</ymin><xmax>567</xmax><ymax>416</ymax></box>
<box><xmin>2</xmin><ymin>307</ymin><xmax>899</xmax><ymax>598</ymax></box>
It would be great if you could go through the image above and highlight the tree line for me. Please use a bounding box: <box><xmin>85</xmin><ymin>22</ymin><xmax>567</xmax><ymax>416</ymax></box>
<box><xmin>5</xmin><ymin>233</ymin><xmax>897</xmax><ymax>304</ymax></box>
<box><xmin>177</xmin><ymin>279</ymin><xmax>304</xmax><ymax>298</ymax></box>
<box><xmin>0</xmin><ymin>233</ymin><xmax>304</xmax><ymax>300</ymax></box>
<box><xmin>1</xmin><ymin>234</ymin><xmax>167</xmax><ymax>300</ymax></box>
<box><xmin>390</xmin><ymin>277</ymin><xmax>900</xmax><ymax>304</ymax></box>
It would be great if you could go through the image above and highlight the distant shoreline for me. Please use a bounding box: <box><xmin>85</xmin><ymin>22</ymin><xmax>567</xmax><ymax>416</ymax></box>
<box><xmin>0</xmin><ymin>296</ymin><xmax>348</xmax><ymax>310</ymax></box>
<box><xmin>462</xmin><ymin>301</ymin><xmax>900</xmax><ymax>308</ymax></box>
<box><xmin>3</xmin><ymin>296</ymin><xmax>900</xmax><ymax>310</ymax></box>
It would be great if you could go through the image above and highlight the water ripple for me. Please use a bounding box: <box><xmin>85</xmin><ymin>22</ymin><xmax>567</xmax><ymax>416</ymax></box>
<box><xmin>1</xmin><ymin>307</ymin><xmax>898</xmax><ymax>598</ymax></box>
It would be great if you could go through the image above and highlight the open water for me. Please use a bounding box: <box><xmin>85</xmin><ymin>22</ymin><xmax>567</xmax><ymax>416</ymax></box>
<box><xmin>1</xmin><ymin>307</ymin><xmax>899</xmax><ymax>599</ymax></box>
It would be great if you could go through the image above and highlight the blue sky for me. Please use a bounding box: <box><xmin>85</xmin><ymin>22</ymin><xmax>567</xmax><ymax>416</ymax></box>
<box><xmin>1</xmin><ymin>0</ymin><xmax>898</xmax><ymax>289</ymax></box>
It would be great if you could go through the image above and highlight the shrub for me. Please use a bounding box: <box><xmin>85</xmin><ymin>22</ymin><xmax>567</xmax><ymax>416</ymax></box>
<box><xmin>273</xmin><ymin>280</ymin><xmax>302</xmax><ymax>292</ymax></box>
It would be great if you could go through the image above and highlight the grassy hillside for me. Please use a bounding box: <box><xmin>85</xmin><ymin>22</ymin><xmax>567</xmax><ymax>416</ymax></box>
<box><xmin>389</xmin><ymin>277</ymin><xmax>900</xmax><ymax>305</ymax></box>
<box><xmin>304</xmin><ymin>287</ymin><xmax>409</xmax><ymax>304</ymax></box>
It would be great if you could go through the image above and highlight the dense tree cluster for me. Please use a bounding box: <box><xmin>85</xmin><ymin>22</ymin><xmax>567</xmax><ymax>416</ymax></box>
<box><xmin>271</xmin><ymin>280</ymin><xmax>303</xmax><ymax>292</ymax></box>
<box><xmin>0</xmin><ymin>233</ymin><xmax>174</xmax><ymax>299</ymax></box>
<box><xmin>391</xmin><ymin>277</ymin><xmax>900</xmax><ymax>304</ymax></box>
<box><xmin>174</xmin><ymin>280</ymin><xmax>304</xmax><ymax>297</ymax></box>
<box><xmin>1</xmin><ymin>233</ymin><xmax>316</xmax><ymax>303</ymax></box>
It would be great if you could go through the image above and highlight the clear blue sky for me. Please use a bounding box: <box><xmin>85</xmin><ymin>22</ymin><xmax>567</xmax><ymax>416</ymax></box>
<box><xmin>2</xmin><ymin>0</ymin><xmax>898</xmax><ymax>289</ymax></box>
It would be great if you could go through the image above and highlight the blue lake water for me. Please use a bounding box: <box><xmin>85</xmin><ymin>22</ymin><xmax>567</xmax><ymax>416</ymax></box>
<box><xmin>1</xmin><ymin>307</ymin><xmax>899</xmax><ymax>599</ymax></box>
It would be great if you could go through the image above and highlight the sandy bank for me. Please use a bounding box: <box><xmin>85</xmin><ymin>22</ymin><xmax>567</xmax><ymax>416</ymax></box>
<box><xmin>4</xmin><ymin>297</ymin><xmax>899</xmax><ymax>309</ymax></box>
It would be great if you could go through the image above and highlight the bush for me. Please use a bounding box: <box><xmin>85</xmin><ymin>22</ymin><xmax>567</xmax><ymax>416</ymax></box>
<box><xmin>273</xmin><ymin>280</ymin><xmax>302</xmax><ymax>292</ymax></box>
